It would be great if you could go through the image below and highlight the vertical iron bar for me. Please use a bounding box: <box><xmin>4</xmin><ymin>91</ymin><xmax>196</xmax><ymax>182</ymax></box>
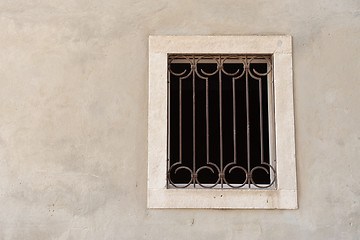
<box><xmin>179</xmin><ymin>73</ymin><xmax>182</xmax><ymax>164</ymax></box>
<box><xmin>259</xmin><ymin>77</ymin><xmax>264</xmax><ymax>163</ymax></box>
<box><xmin>219</xmin><ymin>56</ymin><xmax>224</xmax><ymax>188</ymax></box>
<box><xmin>245</xmin><ymin>57</ymin><xmax>251</xmax><ymax>188</ymax></box>
<box><xmin>192</xmin><ymin>56</ymin><xmax>196</xmax><ymax>188</ymax></box>
<box><xmin>232</xmin><ymin>77</ymin><xmax>237</xmax><ymax>163</ymax></box>
<box><xmin>206</xmin><ymin>77</ymin><xmax>209</xmax><ymax>163</ymax></box>
<box><xmin>167</xmin><ymin>64</ymin><xmax>171</xmax><ymax>188</ymax></box>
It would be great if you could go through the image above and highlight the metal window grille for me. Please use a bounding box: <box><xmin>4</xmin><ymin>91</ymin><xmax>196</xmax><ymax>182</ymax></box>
<box><xmin>167</xmin><ymin>54</ymin><xmax>276</xmax><ymax>189</ymax></box>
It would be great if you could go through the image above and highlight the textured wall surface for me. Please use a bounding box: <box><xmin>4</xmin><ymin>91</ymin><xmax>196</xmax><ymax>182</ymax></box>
<box><xmin>0</xmin><ymin>0</ymin><xmax>359</xmax><ymax>239</ymax></box>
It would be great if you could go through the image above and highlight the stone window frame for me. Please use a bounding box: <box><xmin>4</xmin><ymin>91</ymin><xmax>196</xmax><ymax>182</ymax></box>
<box><xmin>148</xmin><ymin>35</ymin><xmax>297</xmax><ymax>209</ymax></box>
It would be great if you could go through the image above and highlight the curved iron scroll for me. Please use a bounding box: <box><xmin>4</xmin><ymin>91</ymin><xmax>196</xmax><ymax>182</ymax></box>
<box><xmin>167</xmin><ymin>54</ymin><xmax>276</xmax><ymax>189</ymax></box>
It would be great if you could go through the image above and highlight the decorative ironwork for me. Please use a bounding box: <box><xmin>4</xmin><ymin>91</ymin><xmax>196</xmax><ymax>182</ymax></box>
<box><xmin>167</xmin><ymin>54</ymin><xmax>276</xmax><ymax>189</ymax></box>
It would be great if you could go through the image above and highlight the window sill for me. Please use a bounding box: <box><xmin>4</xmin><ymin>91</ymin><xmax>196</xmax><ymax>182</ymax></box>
<box><xmin>148</xmin><ymin>188</ymin><xmax>297</xmax><ymax>209</ymax></box>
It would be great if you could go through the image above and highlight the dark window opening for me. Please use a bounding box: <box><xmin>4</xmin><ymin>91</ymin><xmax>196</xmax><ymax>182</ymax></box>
<box><xmin>168</xmin><ymin>55</ymin><xmax>275</xmax><ymax>189</ymax></box>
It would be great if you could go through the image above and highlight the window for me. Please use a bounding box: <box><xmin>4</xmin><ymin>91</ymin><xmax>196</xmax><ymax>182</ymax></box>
<box><xmin>148</xmin><ymin>36</ymin><xmax>297</xmax><ymax>209</ymax></box>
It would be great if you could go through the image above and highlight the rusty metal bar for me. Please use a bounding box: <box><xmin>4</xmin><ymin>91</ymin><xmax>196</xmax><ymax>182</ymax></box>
<box><xmin>206</xmin><ymin>77</ymin><xmax>210</xmax><ymax>164</ymax></box>
<box><xmin>192</xmin><ymin>55</ymin><xmax>196</xmax><ymax>188</ymax></box>
<box><xmin>245</xmin><ymin>56</ymin><xmax>251</xmax><ymax>188</ymax></box>
<box><xmin>232</xmin><ymin>74</ymin><xmax>237</xmax><ymax>163</ymax></box>
<box><xmin>167</xmin><ymin>65</ymin><xmax>171</xmax><ymax>189</ymax></box>
<box><xmin>259</xmin><ymin>77</ymin><xmax>264</xmax><ymax>163</ymax></box>
<box><xmin>179</xmin><ymin>72</ymin><xmax>182</xmax><ymax>164</ymax></box>
<box><xmin>219</xmin><ymin>55</ymin><xmax>224</xmax><ymax>187</ymax></box>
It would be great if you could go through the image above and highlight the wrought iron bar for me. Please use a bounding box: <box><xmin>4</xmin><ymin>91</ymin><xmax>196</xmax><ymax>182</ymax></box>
<box><xmin>206</xmin><ymin>75</ymin><xmax>209</xmax><ymax>164</ymax></box>
<box><xmin>245</xmin><ymin>56</ymin><xmax>251</xmax><ymax>188</ymax></box>
<box><xmin>232</xmin><ymin>72</ymin><xmax>237</xmax><ymax>163</ymax></box>
<box><xmin>219</xmin><ymin>55</ymin><xmax>224</xmax><ymax>188</ymax></box>
<box><xmin>167</xmin><ymin>64</ymin><xmax>171</xmax><ymax>189</ymax></box>
<box><xmin>179</xmin><ymin>70</ymin><xmax>182</xmax><ymax>164</ymax></box>
<box><xmin>192</xmin><ymin>55</ymin><xmax>196</xmax><ymax>188</ymax></box>
<box><xmin>259</xmin><ymin>75</ymin><xmax>264</xmax><ymax>164</ymax></box>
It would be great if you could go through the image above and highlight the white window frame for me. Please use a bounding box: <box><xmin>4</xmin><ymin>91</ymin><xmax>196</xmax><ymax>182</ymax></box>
<box><xmin>148</xmin><ymin>35</ymin><xmax>297</xmax><ymax>209</ymax></box>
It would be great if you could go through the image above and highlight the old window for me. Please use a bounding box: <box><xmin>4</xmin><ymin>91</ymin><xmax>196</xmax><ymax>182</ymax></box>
<box><xmin>148</xmin><ymin>36</ymin><xmax>297</xmax><ymax>209</ymax></box>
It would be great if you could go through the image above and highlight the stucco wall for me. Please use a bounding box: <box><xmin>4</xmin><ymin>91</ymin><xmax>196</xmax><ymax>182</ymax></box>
<box><xmin>0</xmin><ymin>0</ymin><xmax>359</xmax><ymax>239</ymax></box>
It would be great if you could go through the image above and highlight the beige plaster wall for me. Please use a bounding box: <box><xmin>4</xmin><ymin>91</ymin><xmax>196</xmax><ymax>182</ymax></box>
<box><xmin>0</xmin><ymin>0</ymin><xmax>359</xmax><ymax>239</ymax></box>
